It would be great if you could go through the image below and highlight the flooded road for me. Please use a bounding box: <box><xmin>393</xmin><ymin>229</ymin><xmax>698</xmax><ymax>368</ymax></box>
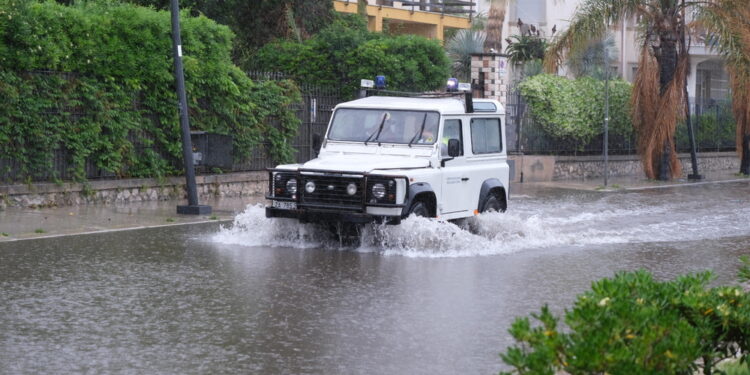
<box><xmin>2</xmin><ymin>182</ymin><xmax>750</xmax><ymax>374</ymax></box>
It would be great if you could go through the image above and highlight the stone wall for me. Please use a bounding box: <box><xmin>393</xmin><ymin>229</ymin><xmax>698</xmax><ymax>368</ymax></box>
<box><xmin>509</xmin><ymin>152</ymin><xmax>739</xmax><ymax>182</ymax></box>
<box><xmin>553</xmin><ymin>152</ymin><xmax>739</xmax><ymax>180</ymax></box>
<box><xmin>0</xmin><ymin>171</ymin><xmax>267</xmax><ymax>209</ymax></box>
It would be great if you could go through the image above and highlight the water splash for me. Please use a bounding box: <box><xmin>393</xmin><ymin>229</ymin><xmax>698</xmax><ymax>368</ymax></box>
<box><xmin>212</xmin><ymin>187</ymin><xmax>750</xmax><ymax>258</ymax></box>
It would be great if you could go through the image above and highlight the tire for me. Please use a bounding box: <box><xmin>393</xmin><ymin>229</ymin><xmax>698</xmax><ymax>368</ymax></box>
<box><xmin>481</xmin><ymin>194</ymin><xmax>505</xmax><ymax>213</ymax></box>
<box><xmin>407</xmin><ymin>200</ymin><xmax>430</xmax><ymax>217</ymax></box>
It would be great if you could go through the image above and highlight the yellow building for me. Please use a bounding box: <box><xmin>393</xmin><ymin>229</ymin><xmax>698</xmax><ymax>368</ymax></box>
<box><xmin>333</xmin><ymin>0</ymin><xmax>473</xmax><ymax>42</ymax></box>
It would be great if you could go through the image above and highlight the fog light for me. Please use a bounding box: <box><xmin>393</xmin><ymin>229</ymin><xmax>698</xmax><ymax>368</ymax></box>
<box><xmin>286</xmin><ymin>178</ymin><xmax>297</xmax><ymax>194</ymax></box>
<box><xmin>347</xmin><ymin>183</ymin><xmax>357</xmax><ymax>196</ymax></box>
<box><xmin>372</xmin><ymin>183</ymin><xmax>386</xmax><ymax>199</ymax></box>
<box><xmin>305</xmin><ymin>181</ymin><xmax>316</xmax><ymax>193</ymax></box>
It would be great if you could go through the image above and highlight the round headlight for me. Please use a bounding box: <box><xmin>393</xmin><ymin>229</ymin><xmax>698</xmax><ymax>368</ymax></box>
<box><xmin>305</xmin><ymin>181</ymin><xmax>316</xmax><ymax>193</ymax></box>
<box><xmin>286</xmin><ymin>178</ymin><xmax>297</xmax><ymax>194</ymax></box>
<box><xmin>346</xmin><ymin>183</ymin><xmax>357</xmax><ymax>196</ymax></box>
<box><xmin>372</xmin><ymin>183</ymin><xmax>386</xmax><ymax>199</ymax></box>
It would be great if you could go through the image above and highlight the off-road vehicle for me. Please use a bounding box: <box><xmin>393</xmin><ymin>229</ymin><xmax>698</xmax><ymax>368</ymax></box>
<box><xmin>266</xmin><ymin>93</ymin><xmax>509</xmax><ymax>225</ymax></box>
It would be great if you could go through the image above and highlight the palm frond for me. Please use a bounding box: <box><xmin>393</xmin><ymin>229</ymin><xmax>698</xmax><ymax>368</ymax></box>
<box><xmin>696</xmin><ymin>0</ymin><xmax>750</xmax><ymax>159</ymax></box>
<box><xmin>544</xmin><ymin>0</ymin><xmax>647</xmax><ymax>73</ymax></box>
<box><xmin>446</xmin><ymin>29</ymin><xmax>487</xmax><ymax>81</ymax></box>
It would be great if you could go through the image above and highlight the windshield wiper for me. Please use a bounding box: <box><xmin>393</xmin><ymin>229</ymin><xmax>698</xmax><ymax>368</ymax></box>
<box><xmin>407</xmin><ymin>113</ymin><xmax>428</xmax><ymax>148</ymax></box>
<box><xmin>365</xmin><ymin>113</ymin><xmax>388</xmax><ymax>146</ymax></box>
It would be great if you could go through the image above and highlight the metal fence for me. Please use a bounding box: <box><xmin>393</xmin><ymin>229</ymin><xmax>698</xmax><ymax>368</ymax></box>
<box><xmin>505</xmin><ymin>81</ymin><xmax>736</xmax><ymax>156</ymax></box>
<box><xmin>0</xmin><ymin>71</ymin><xmax>345</xmax><ymax>183</ymax></box>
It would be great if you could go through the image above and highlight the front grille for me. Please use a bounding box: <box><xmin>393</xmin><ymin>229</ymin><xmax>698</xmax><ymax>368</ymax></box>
<box><xmin>300</xmin><ymin>174</ymin><xmax>363</xmax><ymax>209</ymax></box>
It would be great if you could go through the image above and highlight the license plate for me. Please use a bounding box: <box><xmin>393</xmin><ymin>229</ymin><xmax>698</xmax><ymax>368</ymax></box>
<box><xmin>272</xmin><ymin>200</ymin><xmax>297</xmax><ymax>210</ymax></box>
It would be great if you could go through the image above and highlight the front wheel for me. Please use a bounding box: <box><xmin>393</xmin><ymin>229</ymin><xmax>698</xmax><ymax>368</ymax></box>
<box><xmin>481</xmin><ymin>194</ymin><xmax>505</xmax><ymax>213</ymax></box>
<box><xmin>407</xmin><ymin>200</ymin><xmax>430</xmax><ymax>217</ymax></box>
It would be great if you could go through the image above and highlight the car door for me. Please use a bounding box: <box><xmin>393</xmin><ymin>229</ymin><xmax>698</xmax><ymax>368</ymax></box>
<box><xmin>466</xmin><ymin>117</ymin><xmax>506</xmax><ymax>210</ymax></box>
<box><xmin>440</xmin><ymin>118</ymin><xmax>472</xmax><ymax>215</ymax></box>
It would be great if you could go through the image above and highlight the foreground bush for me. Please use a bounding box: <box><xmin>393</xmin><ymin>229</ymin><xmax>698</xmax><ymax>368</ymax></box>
<box><xmin>500</xmin><ymin>268</ymin><xmax>750</xmax><ymax>375</ymax></box>
<box><xmin>0</xmin><ymin>0</ymin><xmax>300</xmax><ymax>181</ymax></box>
<box><xmin>518</xmin><ymin>74</ymin><xmax>632</xmax><ymax>146</ymax></box>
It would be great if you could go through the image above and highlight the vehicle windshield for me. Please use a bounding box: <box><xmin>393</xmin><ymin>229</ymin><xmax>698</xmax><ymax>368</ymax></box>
<box><xmin>328</xmin><ymin>109</ymin><xmax>440</xmax><ymax>145</ymax></box>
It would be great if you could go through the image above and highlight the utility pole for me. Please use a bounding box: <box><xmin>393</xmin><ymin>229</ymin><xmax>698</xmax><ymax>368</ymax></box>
<box><xmin>603</xmin><ymin>46</ymin><xmax>610</xmax><ymax>187</ymax></box>
<box><xmin>171</xmin><ymin>0</ymin><xmax>211</xmax><ymax>215</ymax></box>
<box><xmin>682</xmin><ymin>0</ymin><xmax>702</xmax><ymax>180</ymax></box>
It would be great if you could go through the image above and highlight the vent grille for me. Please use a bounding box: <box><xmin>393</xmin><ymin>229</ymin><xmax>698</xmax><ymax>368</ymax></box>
<box><xmin>300</xmin><ymin>175</ymin><xmax>363</xmax><ymax>209</ymax></box>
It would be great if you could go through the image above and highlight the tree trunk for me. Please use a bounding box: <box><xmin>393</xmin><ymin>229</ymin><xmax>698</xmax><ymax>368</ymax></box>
<box><xmin>659</xmin><ymin>139</ymin><xmax>672</xmax><ymax>181</ymax></box>
<box><xmin>657</xmin><ymin>37</ymin><xmax>678</xmax><ymax>95</ymax></box>
<box><xmin>484</xmin><ymin>0</ymin><xmax>506</xmax><ymax>53</ymax></box>
<box><xmin>651</xmin><ymin>30</ymin><xmax>681</xmax><ymax>181</ymax></box>
<box><xmin>741</xmin><ymin>135</ymin><xmax>750</xmax><ymax>175</ymax></box>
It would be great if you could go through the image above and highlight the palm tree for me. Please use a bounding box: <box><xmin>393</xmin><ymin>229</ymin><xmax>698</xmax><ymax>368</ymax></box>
<box><xmin>483</xmin><ymin>0</ymin><xmax>507</xmax><ymax>53</ymax></box>
<box><xmin>505</xmin><ymin>32</ymin><xmax>548</xmax><ymax>65</ymax></box>
<box><xmin>446</xmin><ymin>29</ymin><xmax>487</xmax><ymax>81</ymax></box>
<box><xmin>697</xmin><ymin>0</ymin><xmax>750</xmax><ymax>174</ymax></box>
<box><xmin>545</xmin><ymin>0</ymin><xmax>694</xmax><ymax>180</ymax></box>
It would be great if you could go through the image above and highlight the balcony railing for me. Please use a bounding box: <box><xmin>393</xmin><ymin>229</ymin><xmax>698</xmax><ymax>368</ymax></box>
<box><xmin>341</xmin><ymin>0</ymin><xmax>476</xmax><ymax>16</ymax></box>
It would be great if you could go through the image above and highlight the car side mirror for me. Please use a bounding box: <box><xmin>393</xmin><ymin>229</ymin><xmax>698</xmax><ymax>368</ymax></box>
<box><xmin>312</xmin><ymin>133</ymin><xmax>322</xmax><ymax>156</ymax></box>
<box><xmin>448</xmin><ymin>139</ymin><xmax>460</xmax><ymax>157</ymax></box>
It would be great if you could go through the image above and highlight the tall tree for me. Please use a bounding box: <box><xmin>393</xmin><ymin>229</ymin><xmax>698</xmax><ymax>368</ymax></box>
<box><xmin>120</xmin><ymin>0</ymin><xmax>334</xmax><ymax>53</ymax></box>
<box><xmin>545</xmin><ymin>0</ymin><xmax>692</xmax><ymax>180</ymax></box>
<box><xmin>484</xmin><ymin>0</ymin><xmax>507</xmax><ymax>53</ymax></box>
<box><xmin>698</xmin><ymin>0</ymin><xmax>750</xmax><ymax>174</ymax></box>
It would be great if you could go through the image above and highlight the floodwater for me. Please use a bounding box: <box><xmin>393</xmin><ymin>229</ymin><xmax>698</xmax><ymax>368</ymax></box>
<box><xmin>2</xmin><ymin>182</ymin><xmax>750</xmax><ymax>374</ymax></box>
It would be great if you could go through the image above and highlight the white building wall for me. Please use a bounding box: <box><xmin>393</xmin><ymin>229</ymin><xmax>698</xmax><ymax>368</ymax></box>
<box><xmin>497</xmin><ymin>0</ymin><xmax>722</xmax><ymax>101</ymax></box>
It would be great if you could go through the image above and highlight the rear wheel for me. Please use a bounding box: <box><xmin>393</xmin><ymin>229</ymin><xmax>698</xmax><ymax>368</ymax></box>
<box><xmin>407</xmin><ymin>200</ymin><xmax>430</xmax><ymax>217</ymax></box>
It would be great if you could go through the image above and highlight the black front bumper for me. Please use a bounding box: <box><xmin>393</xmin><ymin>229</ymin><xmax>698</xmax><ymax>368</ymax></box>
<box><xmin>265</xmin><ymin>207</ymin><xmax>401</xmax><ymax>225</ymax></box>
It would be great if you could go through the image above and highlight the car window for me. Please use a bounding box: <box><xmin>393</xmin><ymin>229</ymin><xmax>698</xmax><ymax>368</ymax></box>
<box><xmin>470</xmin><ymin>118</ymin><xmax>502</xmax><ymax>154</ymax></box>
<box><xmin>328</xmin><ymin>109</ymin><xmax>440</xmax><ymax>144</ymax></box>
<box><xmin>442</xmin><ymin>119</ymin><xmax>463</xmax><ymax>156</ymax></box>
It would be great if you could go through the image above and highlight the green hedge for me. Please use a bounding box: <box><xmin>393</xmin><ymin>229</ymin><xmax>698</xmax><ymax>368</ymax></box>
<box><xmin>501</xmin><ymin>268</ymin><xmax>750</xmax><ymax>375</ymax></box>
<box><xmin>249</xmin><ymin>14</ymin><xmax>451</xmax><ymax>96</ymax></box>
<box><xmin>518</xmin><ymin>74</ymin><xmax>633</xmax><ymax>146</ymax></box>
<box><xmin>0</xmin><ymin>0</ymin><xmax>300</xmax><ymax>182</ymax></box>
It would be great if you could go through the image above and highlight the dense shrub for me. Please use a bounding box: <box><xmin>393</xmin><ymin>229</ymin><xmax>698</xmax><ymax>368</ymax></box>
<box><xmin>676</xmin><ymin>102</ymin><xmax>736</xmax><ymax>151</ymax></box>
<box><xmin>0</xmin><ymin>0</ymin><xmax>300</xmax><ymax>181</ymax></box>
<box><xmin>518</xmin><ymin>74</ymin><xmax>633</xmax><ymax>146</ymax></box>
<box><xmin>249</xmin><ymin>14</ymin><xmax>451</xmax><ymax>96</ymax></box>
<box><xmin>500</xmin><ymin>269</ymin><xmax>750</xmax><ymax>375</ymax></box>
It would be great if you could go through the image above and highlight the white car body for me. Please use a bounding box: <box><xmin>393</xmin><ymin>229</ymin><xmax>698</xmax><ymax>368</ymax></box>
<box><xmin>266</xmin><ymin>95</ymin><xmax>509</xmax><ymax>224</ymax></box>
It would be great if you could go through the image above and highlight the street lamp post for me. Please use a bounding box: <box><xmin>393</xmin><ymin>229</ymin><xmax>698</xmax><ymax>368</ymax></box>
<box><xmin>603</xmin><ymin>51</ymin><xmax>610</xmax><ymax>187</ymax></box>
<box><xmin>171</xmin><ymin>0</ymin><xmax>211</xmax><ymax>215</ymax></box>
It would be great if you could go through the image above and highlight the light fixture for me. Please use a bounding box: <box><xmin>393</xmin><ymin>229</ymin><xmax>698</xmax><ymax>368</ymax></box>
<box><xmin>305</xmin><ymin>181</ymin><xmax>316</xmax><ymax>193</ymax></box>
<box><xmin>347</xmin><ymin>183</ymin><xmax>357</xmax><ymax>196</ymax></box>
<box><xmin>446</xmin><ymin>78</ymin><xmax>459</xmax><ymax>92</ymax></box>
<box><xmin>286</xmin><ymin>178</ymin><xmax>297</xmax><ymax>194</ymax></box>
<box><xmin>372</xmin><ymin>183</ymin><xmax>386</xmax><ymax>199</ymax></box>
<box><xmin>375</xmin><ymin>75</ymin><xmax>386</xmax><ymax>90</ymax></box>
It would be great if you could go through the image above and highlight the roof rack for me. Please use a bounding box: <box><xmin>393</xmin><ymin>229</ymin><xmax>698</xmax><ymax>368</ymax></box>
<box><xmin>360</xmin><ymin>89</ymin><xmax>474</xmax><ymax>113</ymax></box>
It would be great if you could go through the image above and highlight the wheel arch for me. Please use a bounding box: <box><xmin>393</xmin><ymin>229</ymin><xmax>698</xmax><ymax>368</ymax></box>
<box><xmin>402</xmin><ymin>182</ymin><xmax>437</xmax><ymax>218</ymax></box>
<box><xmin>477</xmin><ymin>178</ymin><xmax>507</xmax><ymax>212</ymax></box>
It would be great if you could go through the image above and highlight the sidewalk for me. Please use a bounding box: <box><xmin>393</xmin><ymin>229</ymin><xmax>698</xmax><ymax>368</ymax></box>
<box><xmin>524</xmin><ymin>169</ymin><xmax>750</xmax><ymax>192</ymax></box>
<box><xmin>1</xmin><ymin>170</ymin><xmax>747</xmax><ymax>242</ymax></box>
<box><xmin>0</xmin><ymin>196</ymin><xmax>264</xmax><ymax>242</ymax></box>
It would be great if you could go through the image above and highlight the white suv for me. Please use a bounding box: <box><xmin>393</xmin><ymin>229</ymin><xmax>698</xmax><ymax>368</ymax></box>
<box><xmin>266</xmin><ymin>94</ymin><xmax>510</xmax><ymax>225</ymax></box>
